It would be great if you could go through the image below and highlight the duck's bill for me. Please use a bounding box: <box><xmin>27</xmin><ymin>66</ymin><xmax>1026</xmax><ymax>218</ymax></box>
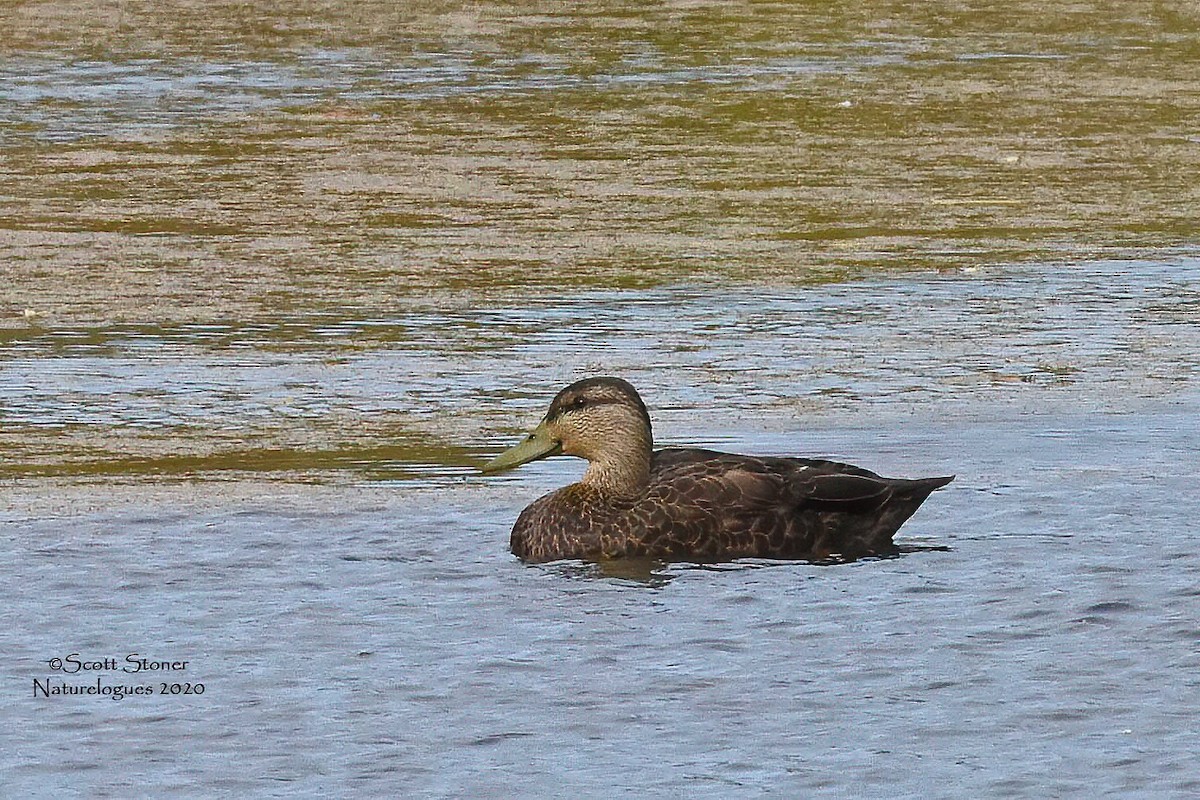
<box><xmin>481</xmin><ymin>423</ymin><xmax>563</xmax><ymax>473</ymax></box>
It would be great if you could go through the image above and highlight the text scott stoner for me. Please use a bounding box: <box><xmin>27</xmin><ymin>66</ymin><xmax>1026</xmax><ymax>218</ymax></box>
<box><xmin>49</xmin><ymin>653</ymin><xmax>188</xmax><ymax>674</ymax></box>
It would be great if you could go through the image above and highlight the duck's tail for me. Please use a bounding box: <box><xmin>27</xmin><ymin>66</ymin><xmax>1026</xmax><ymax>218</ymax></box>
<box><xmin>831</xmin><ymin>474</ymin><xmax>953</xmax><ymax>558</ymax></box>
<box><xmin>876</xmin><ymin>474</ymin><xmax>954</xmax><ymax>544</ymax></box>
<box><xmin>906</xmin><ymin>475</ymin><xmax>956</xmax><ymax>495</ymax></box>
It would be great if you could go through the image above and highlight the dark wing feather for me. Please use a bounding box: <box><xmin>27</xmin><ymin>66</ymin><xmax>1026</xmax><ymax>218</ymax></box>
<box><xmin>795</xmin><ymin>472</ymin><xmax>892</xmax><ymax>510</ymax></box>
<box><xmin>640</xmin><ymin>448</ymin><xmax>951</xmax><ymax>560</ymax></box>
<box><xmin>512</xmin><ymin>448</ymin><xmax>952</xmax><ymax>563</ymax></box>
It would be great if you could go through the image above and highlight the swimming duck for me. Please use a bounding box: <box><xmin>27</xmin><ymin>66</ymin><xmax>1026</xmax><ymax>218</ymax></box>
<box><xmin>482</xmin><ymin>377</ymin><xmax>953</xmax><ymax>563</ymax></box>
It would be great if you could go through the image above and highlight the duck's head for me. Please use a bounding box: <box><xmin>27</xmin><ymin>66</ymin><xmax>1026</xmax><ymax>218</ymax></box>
<box><xmin>482</xmin><ymin>377</ymin><xmax>653</xmax><ymax>484</ymax></box>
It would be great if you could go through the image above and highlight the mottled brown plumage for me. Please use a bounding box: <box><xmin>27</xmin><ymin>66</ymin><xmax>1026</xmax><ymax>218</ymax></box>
<box><xmin>483</xmin><ymin>377</ymin><xmax>953</xmax><ymax>564</ymax></box>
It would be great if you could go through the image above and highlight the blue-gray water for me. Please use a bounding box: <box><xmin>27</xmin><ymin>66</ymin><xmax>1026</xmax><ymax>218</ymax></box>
<box><xmin>4</xmin><ymin>262</ymin><xmax>1200</xmax><ymax>798</ymax></box>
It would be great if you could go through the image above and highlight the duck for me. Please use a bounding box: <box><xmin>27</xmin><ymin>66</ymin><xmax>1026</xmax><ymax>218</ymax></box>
<box><xmin>482</xmin><ymin>377</ymin><xmax>953</xmax><ymax>564</ymax></box>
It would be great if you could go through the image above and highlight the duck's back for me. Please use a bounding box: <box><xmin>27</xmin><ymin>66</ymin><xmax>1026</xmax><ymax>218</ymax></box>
<box><xmin>510</xmin><ymin>447</ymin><xmax>952</xmax><ymax>563</ymax></box>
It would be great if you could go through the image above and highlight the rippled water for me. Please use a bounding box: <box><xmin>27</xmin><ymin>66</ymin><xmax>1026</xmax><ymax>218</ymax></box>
<box><xmin>4</xmin><ymin>2</ymin><xmax>1200</xmax><ymax>797</ymax></box>
<box><xmin>4</xmin><ymin>402</ymin><xmax>1200</xmax><ymax>796</ymax></box>
<box><xmin>5</xmin><ymin>262</ymin><xmax>1200</xmax><ymax>796</ymax></box>
<box><xmin>3</xmin><ymin>260</ymin><xmax>1197</xmax><ymax>480</ymax></box>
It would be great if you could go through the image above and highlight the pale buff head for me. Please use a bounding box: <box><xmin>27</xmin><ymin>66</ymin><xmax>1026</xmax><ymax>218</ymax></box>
<box><xmin>541</xmin><ymin>377</ymin><xmax>652</xmax><ymax>462</ymax></box>
<box><xmin>482</xmin><ymin>377</ymin><xmax>654</xmax><ymax>495</ymax></box>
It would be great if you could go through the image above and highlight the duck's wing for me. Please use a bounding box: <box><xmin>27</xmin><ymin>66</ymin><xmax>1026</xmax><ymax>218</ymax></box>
<box><xmin>636</xmin><ymin>448</ymin><xmax>952</xmax><ymax>559</ymax></box>
<box><xmin>654</xmin><ymin>447</ymin><xmax>883</xmax><ymax>478</ymax></box>
<box><xmin>652</xmin><ymin>449</ymin><xmax>895</xmax><ymax>512</ymax></box>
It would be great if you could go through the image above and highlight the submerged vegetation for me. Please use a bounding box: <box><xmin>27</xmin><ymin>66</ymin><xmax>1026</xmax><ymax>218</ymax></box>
<box><xmin>1</xmin><ymin>2</ymin><xmax>1198</xmax><ymax>478</ymax></box>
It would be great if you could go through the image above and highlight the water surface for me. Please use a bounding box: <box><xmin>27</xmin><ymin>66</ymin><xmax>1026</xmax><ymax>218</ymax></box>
<box><xmin>2</xmin><ymin>2</ymin><xmax>1199</xmax><ymax>797</ymax></box>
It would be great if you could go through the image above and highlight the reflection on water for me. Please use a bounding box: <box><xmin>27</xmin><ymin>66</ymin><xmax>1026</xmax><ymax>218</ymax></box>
<box><xmin>563</xmin><ymin>544</ymin><xmax>958</xmax><ymax>588</ymax></box>
<box><xmin>548</xmin><ymin>557</ymin><xmax>676</xmax><ymax>588</ymax></box>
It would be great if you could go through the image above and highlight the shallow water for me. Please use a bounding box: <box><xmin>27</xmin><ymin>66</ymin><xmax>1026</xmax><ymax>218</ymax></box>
<box><xmin>4</xmin><ymin>260</ymin><xmax>1199</xmax><ymax>480</ymax></box>
<box><xmin>3</xmin><ymin>403</ymin><xmax>1200</xmax><ymax>797</ymax></box>
<box><xmin>4</xmin><ymin>265</ymin><xmax>1199</xmax><ymax>797</ymax></box>
<box><xmin>3</xmin><ymin>2</ymin><xmax>1200</xmax><ymax>797</ymax></box>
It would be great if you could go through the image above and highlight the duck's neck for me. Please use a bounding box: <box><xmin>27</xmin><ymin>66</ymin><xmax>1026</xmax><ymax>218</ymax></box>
<box><xmin>579</xmin><ymin>437</ymin><xmax>652</xmax><ymax>498</ymax></box>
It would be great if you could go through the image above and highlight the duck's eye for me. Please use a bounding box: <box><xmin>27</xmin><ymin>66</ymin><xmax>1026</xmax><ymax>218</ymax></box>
<box><xmin>572</xmin><ymin>397</ymin><xmax>587</xmax><ymax>409</ymax></box>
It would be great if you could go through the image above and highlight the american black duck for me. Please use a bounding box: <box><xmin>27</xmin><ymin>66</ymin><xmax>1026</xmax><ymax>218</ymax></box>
<box><xmin>482</xmin><ymin>377</ymin><xmax>953</xmax><ymax>563</ymax></box>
